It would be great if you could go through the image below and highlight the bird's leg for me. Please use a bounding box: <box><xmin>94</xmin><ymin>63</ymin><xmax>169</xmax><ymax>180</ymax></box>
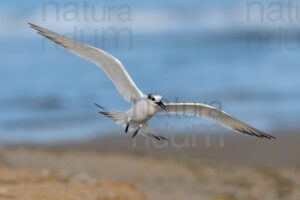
<box><xmin>125</xmin><ymin>124</ymin><xmax>129</xmax><ymax>134</ymax></box>
<box><xmin>132</xmin><ymin>126</ymin><xmax>140</xmax><ymax>139</ymax></box>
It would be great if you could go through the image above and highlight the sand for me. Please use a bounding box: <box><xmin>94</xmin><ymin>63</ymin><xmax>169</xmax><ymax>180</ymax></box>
<box><xmin>0</xmin><ymin>131</ymin><xmax>299</xmax><ymax>200</ymax></box>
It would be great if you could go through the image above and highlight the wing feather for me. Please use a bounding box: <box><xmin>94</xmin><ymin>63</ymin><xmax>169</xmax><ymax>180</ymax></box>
<box><xmin>29</xmin><ymin>23</ymin><xmax>143</xmax><ymax>102</ymax></box>
<box><xmin>160</xmin><ymin>103</ymin><xmax>275</xmax><ymax>139</ymax></box>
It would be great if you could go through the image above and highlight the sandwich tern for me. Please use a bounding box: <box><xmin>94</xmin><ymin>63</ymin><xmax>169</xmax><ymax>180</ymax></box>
<box><xmin>29</xmin><ymin>23</ymin><xmax>276</xmax><ymax>141</ymax></box>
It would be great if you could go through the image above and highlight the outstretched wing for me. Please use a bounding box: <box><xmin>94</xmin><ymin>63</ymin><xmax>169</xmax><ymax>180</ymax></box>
<box><xmin>159</xmin><ymin>103</ymin><xmax>275</xmax><ymax>139</ymax></box>
<box><xmin>29</xmin><ymin>23</ymin><xmax>143</xmax><ymax>102</ymax></box>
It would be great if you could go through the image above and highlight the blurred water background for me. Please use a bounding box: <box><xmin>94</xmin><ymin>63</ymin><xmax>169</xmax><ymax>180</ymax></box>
<box><xmin>1</xmin><ymin>0</ymin><xmax>300</xmax><ymax>144</ymax></box>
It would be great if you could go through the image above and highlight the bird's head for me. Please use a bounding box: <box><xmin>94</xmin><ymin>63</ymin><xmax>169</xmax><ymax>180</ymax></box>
<box><xmin>147</xmin><ymin>93</ymin><xmax>166</xmax><ymax>110</ymax></box>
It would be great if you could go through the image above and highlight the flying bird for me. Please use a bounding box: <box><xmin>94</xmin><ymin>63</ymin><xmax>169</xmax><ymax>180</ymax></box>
<box><xmin>29</xmin><ymin>23</ymin><xmax>276</xmax><ymax>141</ymax></box>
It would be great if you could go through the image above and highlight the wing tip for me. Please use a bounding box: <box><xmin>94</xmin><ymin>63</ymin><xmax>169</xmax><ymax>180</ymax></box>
<box><xmin>28</xmin><ymin>23</ymin><xmax>45</xmax><ymax>36</ymax></box>
<box><xmin>254</xmin><ymin>129</ymin><xmax>276</xmax><ymax>140</ymax></box>
<box><xmin>248</xmin><ymin>130</ymin><xmax>276</xmax><ymax>140</ymax></box>
<box><xmin>234</xmin><ymin>127</ymin><xmax>276</xmax><ymax>140</ymax></box>
<box><xmin>28</xmin><ymin>22</ymin><xmax>38</xmax><ymax>29</ymax></box>
<box><xmin>261</xmin><ymin>133</ymin><xmax>276</xmax><ymax>140</ymax></box>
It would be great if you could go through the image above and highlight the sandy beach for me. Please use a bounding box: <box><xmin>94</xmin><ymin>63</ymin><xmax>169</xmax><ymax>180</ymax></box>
<box><xmin>0</xmin><ymin>131</ymin><xmax>299</xmax><ymax>200</ymax></box>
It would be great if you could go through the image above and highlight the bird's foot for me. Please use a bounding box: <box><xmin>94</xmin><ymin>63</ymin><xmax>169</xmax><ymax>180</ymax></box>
<box><xmin>132</xmin><ymin>126</ymin><xmax>140</xmax><ymax>139</ymax></box>
<box><xmin>125</xmin><ymin>124</ymin><xmax>129</xmax><ymax>134</ymax></box>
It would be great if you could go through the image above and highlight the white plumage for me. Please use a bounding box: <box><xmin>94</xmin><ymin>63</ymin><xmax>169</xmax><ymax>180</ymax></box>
<box><xmin>29</xmin><ymin>23</ymin><xmax>276</xmax><ymax>140</ymax></box>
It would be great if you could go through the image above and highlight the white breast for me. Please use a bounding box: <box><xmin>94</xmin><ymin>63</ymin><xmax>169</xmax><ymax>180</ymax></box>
<box><xmin>129</xmin><ymin>99</ymin><xmax>157</xmax><ymax>123</ymax></box>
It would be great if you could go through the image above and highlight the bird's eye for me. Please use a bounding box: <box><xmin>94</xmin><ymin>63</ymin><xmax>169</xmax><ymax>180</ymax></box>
<box><xmin>151</xmin><ymin>97</ymin><xmax>155</xmax><ymax>101</ymax></box>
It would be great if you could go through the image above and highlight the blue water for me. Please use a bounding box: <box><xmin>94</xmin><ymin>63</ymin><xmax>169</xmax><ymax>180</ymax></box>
<box><xmin>1</xmin><ymin>0</ymin><xmax>300</xmax><ymax>143</ymax></box>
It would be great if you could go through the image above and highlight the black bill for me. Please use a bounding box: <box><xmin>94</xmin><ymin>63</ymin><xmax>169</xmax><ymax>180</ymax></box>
<box><xmin>157</xmin><ymin>101</ymin><xmax>167</xmax><ymax>110</ymax></box>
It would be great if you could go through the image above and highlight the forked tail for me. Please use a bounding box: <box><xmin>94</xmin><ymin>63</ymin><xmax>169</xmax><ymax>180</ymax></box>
<box><xmin>99</xmin><ymin>111</ymin><xmax>128</xmax><ymax>127</ymax></box>
<box><xmin>94</xmin><ymin>103</ymin><xmax>128</xmax><ymax>127</ymax></box>
<box><xmin>94</xmin><ymin>103</ymin><xmax>168</xmax><ymax>141</ymax></box>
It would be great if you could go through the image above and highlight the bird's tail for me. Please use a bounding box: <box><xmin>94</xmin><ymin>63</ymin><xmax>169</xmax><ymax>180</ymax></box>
<box><xmin>99</xmin><ymin>111</ymin><xmax>128</xmax><ymax>127</ymax></box>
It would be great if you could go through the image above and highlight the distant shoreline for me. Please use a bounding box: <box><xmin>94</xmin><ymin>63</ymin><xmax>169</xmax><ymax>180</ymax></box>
<box><xmin>1</xmin><ymin>130</ymin><xmax>299</xmax><ymax>168</ymax></box>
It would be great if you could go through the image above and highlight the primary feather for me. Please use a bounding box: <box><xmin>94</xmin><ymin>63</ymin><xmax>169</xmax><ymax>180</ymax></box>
<box><xmin>160</xmin><ymin>103</ymin><xmax>275</xmax><ymax>139</ymax></box>
<box><xmin>29</xmin><ymin>23</ymin><xmax>143</xmax><ymax>102</ymax></box>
